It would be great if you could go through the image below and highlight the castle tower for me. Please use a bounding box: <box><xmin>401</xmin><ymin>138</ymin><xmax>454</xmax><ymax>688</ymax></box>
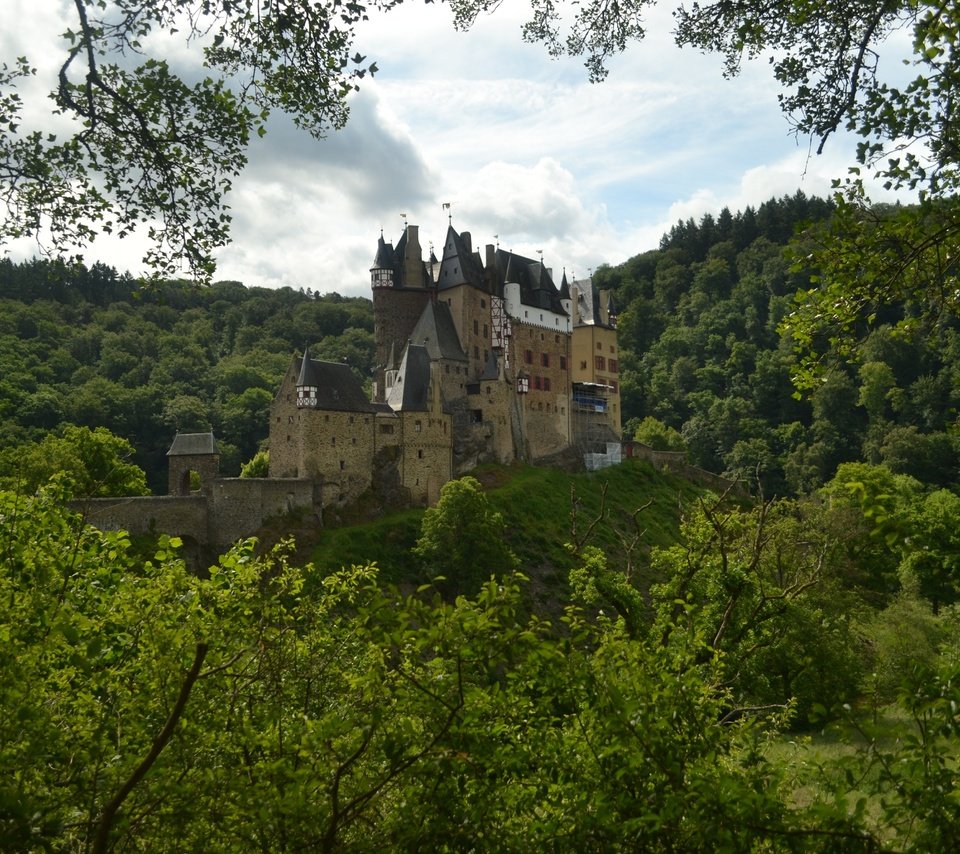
<box><xmin>167</xmin><ymin>432</ymin><xmax>220</xmax><ymax>496</ymax></box>
<box><xmin>371</xmin><ymin>224</ymin><xmax>435</xmax><ymax>402</ymax></box>
<box><xmin>296</xmin><ymin>346</ymin><xmax>319</xmax><ymax>408</ymax></box>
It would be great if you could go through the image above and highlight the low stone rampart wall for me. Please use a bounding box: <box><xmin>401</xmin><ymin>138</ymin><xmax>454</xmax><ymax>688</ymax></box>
<box><xmin>77</xmin><ymin>495</ymin><xmax>210</xmax><ymax>542</ymax></box>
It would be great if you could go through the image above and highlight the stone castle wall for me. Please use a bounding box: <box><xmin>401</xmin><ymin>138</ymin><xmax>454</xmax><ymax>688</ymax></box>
<box><xmin>78</xmin><ymin>479</ymin><xmax>315</xmax><ymax>553</ymax></box>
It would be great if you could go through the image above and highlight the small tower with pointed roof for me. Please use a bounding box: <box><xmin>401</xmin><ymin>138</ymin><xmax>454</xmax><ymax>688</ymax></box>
<box><xmin>296</xmin><ymin>346</ymin><xmax>319</xmax><ymax>408</ymax></box>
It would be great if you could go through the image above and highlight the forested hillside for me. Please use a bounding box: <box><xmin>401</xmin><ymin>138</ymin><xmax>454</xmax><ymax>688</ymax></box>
<box><xmin>0</xmin><ymin>260</ymin><xmax>374</xmax><ymax>491</ymax></box>
<box><xmin>598</xmin><ymin>192</ymin><xmax>960</xmax><ymax>495</ymax></box>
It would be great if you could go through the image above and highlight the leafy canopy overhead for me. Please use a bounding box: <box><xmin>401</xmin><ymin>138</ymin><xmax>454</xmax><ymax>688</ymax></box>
<box><xmin>0</xmin><ymin>0</ymin><xmax>386</xmax><ymax>280</ymax></box>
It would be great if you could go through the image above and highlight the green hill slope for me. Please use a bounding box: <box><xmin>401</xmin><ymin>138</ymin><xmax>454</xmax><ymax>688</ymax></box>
<box><xmin>306</xmin><ymin>459</ymin><xmax>708</xmax><ymax>609</ymax></box>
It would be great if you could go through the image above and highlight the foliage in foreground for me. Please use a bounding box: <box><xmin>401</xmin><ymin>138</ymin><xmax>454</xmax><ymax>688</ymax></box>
<box><xmin>4</xmin><ymin>488</ymin><xmax>960</xmax><ymax>851</ymax></box>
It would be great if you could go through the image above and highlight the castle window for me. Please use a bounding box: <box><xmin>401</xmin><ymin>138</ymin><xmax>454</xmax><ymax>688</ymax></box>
<box><xmin>524</xmin><ymin>310</ymin><xmax>528</xmax><ymax>318</ymax></box>
<box><xmin>340</xmin><ymin>460</ymin><xmax>345</xmax><ymax>470</ymax></box>
<box><xmin>540</xmin><ymin>314</ymin><xmax>543</xmax><ymax>322</ymax></box>
<box><xmin>595</xmin><ymin>356</ymin><xmax>606</xmax><ymax>371</ymax></box>
<box><xmin>380</xmin><ymin>424</ymin><xmax>394</xmax><ymax>434</ymax></box>
<box><xmin>445</xmin><ymin>364</ymin><xmax>449</xmax><ymax>373</ymax></box>
<box><xmin>331</xmin><ymin>437</ymin><xmax>336</xmax><ymax>445</ymax></box>
<box><xmin>324</xmin><ymin>414</ymin><xmax>329</xmax><ymax>422</ymax></box>
<box><xmin>276</xmin><ymin>416</ymin><xmax>280</xmax><ymax>423</ymax></box>
<box><xmin>349</xmin><ymin>416</ymin><xmax>354</xmax><ymax>424</ymax></box>
<box><xmin>483</xmin><ymin>324</ymin><xmax>488</xmax><ymax>337</ymax></box>
<box><xmin>580</xmin><ymin>360</ymin><xmax>587</xmax><ymax>370</ymax></box>
<box><xmin>480</xmin><ymin>298</ymin><xmax>486</xmax><ymax>308</ymax></box>
<box><xmin>541</xmin><ymin>353</ymin><xmax>550</xmax><ymax>367</ymax></box>
<box><xmin>474</xmin><ymin>346</ymin><xmax>479</xmax><ymax>359</ymax></box>
<box><xmin>418</xmin><ymin>449</ymin><xmax>423</xmax><ymax>459</ymax></box>
<box><xmin>560</xmin><ymin>356</ymin><xmax>567</xmax><ymax>370</ymax></box>
<box><xmin>534</xmin><ymin>375</ymin><xmax>542</xmax><ymax>390</ymax></box>
<box><xmin>609</xmin><ymin>359</ymin><xmax>619</xmax><ymax>373</ymax></box>
<box><xmin>555</xmin><ymin>334</ymin><xmax>560</xmax><ymax>343</ymax></box>
<box><xmin>543</xmin><ymin>377</ymin><xmax>551</xmax><ymax>391</ymax></box>
<box><xmin>415</xmin><ymin>420</ymin><xmax>422</xmax><ymax>433</ymax></box>
<box><xmin>352</xmin><ymin>437</ymin><xmax>357</xmax><ymax>445</ymax></box>
<box><xmin>287</xmin><ymin>435</ymin><xmax>291</xmax><ymax>443</ymax></box>
<box><xmin>524</xmin><ymin>349</ymin><xmax>533</xmax><ymax>364</ymax></box>
<box><xmin>610</xmin><ymin>345</ymin><xmax>616</xmax><ymax>353</ymax></box>
<box><xmin>517</xmin><ymin>376</ymin><xmax>529</xmax><ymax>394</ymax></box>
<box><xmin>610</xmin><ymin>380</ymin><xmax>619</xmax><ymax>392</ymax></box>
<box><xmin>288</xmin><ymin>415</ymin><xmax>293</xmax><ymax>423</ymax></box>
<box><xmin>597</xmin><ymin>343</ymin><xmax>602</xmax><ymax>350</ymax></box>
<box><xmin>484</xmin><ymin>349</ymin><xmax>488</xmax><ymax>363</ymax></box>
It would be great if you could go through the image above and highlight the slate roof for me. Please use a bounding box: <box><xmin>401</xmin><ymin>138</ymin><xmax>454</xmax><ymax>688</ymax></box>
<box><xmin>168</xmin><ymin>432</ymin><xmax>219</xmax><ymax>456</ymax></box>
<box><xmin>492</xmin><ymin>248</ymin><xmax>568</xmax><ymax>315</ymax></box>
<box><xmin>437</xmin><ymin>225</ymin><xmax>487</xmax><ymax>291</ymax></box>
<box><xmin>372</xmin><ymin>227</ymin><xmax>432</xmax><ymax>288</ymax></box>
<box><xmin>371</xmin><ymin>233</ymin><xmax>396</xmax><ymax>272</ymax></box>
<box><xmin>573</xmin><ymin>279</ymin><xmax>617</xmax><ymax>326</ymax></box>
<box><xmin>408</xmin><ymin>300</ymin><xmax>468</xmax><ymax>362</ymax></box>
<box><xmin>295</xmin><ymin>355</ymin><xmax>376</xmax><ymax>413</ymax></box>
<box><xmin>385</xmin><ymin>344</ymin><xmax>435</xmax><ymax>412</ymax></box>
<box><xmin>479</xmin><ymin>349</ymin><xmax>501</xmax><ymax>381</ymax></box>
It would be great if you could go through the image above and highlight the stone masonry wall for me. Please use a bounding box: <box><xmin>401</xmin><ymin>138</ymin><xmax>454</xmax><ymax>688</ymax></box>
<box><xmin>508</xmin><ymin>321</ymin><xmax>572</xmax><ymax>459</ymax></box>
<box><xmin>78</xmin><ymin>495</ymin><xmax>209</xmax><ymax>542</ymax></box>
<box><xmin>296</xmin><ymin>409</ymin><xmax>375</xmax><ymax>504</ymax></box>
<box><xmin>207</xmin><ymin>477</ymin><xmax>314</xmax><ymax>548</ymax></box>
<box><xmin>399</xmin><ymin>411</ymin><xmax>452</xmax><ymax>506</ymax></box>
<box><xmin>269</xmin><ymin>358</ymin><xmax>301</xmax><ymax>478</ymax></box>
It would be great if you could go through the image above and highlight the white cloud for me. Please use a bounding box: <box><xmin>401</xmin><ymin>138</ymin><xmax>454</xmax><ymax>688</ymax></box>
<box><xmin>2</xmin><ymin>0</ymin><xmax>923</xmax><ymax>297</ymax></box>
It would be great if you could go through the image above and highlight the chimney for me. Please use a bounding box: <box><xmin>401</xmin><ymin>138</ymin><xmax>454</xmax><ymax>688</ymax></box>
<box><xmin>461</xmin><ymin>231</ymin><xmax>472</xmax><ymax>254</ymax></box>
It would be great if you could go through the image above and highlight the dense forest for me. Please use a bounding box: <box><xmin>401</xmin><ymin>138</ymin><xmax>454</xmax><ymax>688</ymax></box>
<box><xmin>596</xmin><ymin>192</ymin><xmax>960</xmax><ymax>496</ymax></box>
<box><xmin>0</xmin><ymin>261</ymin><xmax>375</xmax><ymax>491</ymax></box>
<box><xmin>4</xmin><ymin>194</ymin><xmax>960</xmax><ymax>849</ymax></box>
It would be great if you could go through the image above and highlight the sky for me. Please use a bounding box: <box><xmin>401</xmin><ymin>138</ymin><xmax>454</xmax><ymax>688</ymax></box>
<box><xmin>4</xmin><ymin>1</ymin><xmax>914</xmax><ymax>298</ymax></box>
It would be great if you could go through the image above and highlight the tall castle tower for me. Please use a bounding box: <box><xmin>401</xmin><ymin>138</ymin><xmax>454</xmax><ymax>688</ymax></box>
<box><xmin>370</xmin><ymin>224</ymin><xmax>435</xmax><ymax>400</ymax></box>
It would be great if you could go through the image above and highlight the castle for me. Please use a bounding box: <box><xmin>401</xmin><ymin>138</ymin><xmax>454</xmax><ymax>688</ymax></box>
<box><xmin>80</xmin><ymin>221</ymin><xmax>623</xmax><ymax>555</ymax></box>
<box><xmin>268</xmin><ymin>221</ymin><xmax>622</xmax><ymax>506</ymax></box>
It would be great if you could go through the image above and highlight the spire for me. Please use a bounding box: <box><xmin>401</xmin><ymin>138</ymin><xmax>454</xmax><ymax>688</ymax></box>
<box><xmin>371</xmin><ymin>232</ymin><xmax>395</xmax><ymax>288</ymax></box>
<box><xmin>296</xmin><ymin>348</ymin><xmax>320</xmax><ymax>408</ymax></box>
<box><xmin>559</xmin><ymin>269</ymin><xmax>570</xmax><ymax>301</ymax></box>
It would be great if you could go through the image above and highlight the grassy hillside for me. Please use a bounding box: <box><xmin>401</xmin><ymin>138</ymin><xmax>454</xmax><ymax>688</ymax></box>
<box><xmin>306</xmin><ymin>459</ymin><xmax>709</xmax><ymax>609</ymax></box>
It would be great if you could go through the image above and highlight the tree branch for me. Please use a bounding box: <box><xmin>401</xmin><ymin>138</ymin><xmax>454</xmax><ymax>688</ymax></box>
<box><xmin>93</xmin><ymin>642</ymin><xmax>208</xmax><ymax>854</ymax></box>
